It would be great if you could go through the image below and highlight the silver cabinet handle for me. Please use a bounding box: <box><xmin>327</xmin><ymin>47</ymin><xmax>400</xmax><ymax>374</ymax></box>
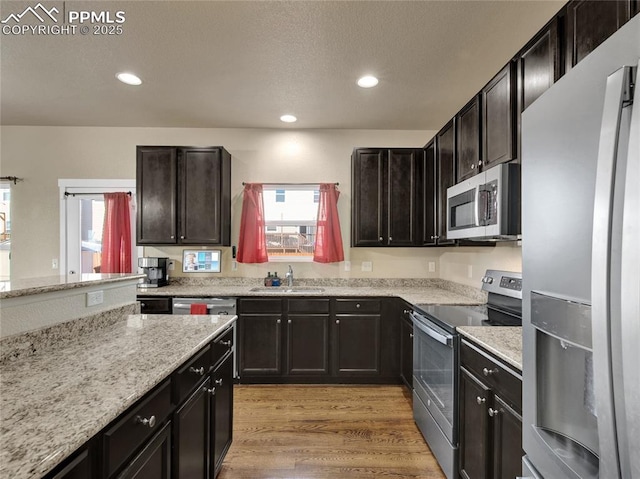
<box><xmin>189</xmin><ymin>366</ymin><xmax>205</xmax><ymax>376</ymax></box>
<box><xmin>409</xmin><ymin>333</ymin><xmax>414</xmax><ymax>338</ymax></box>
<box><xmin>141</xmin><ymin>303</ymin><xmax>146</xmax><ymax>308</ymax></box>
<box><xmin>403</xmin><ymin>309</ymin><xmax>411</xmax><ymax>314</ymax></box>
<box><xmin>288</xmin><ymin>319</ymin><xmax>292</xmax><ymax>324</ymax></box>
<box><xmin>180</xmin><ymin>235</ymin><xmax>185</xmax><ymax>239</ymax></box>
<box><xmin>471</xmin><ymin>164</ymin><xmax>475</xmax><ymax>169</ymax></box>
<box><xmin>135</xmin><ymin>415</ymin><xmax>156</xmax><ymax>428</ymax></box>
<box><xmin>336</xmin><ymin>319</ymin><xmax>340</xmax><ymax>324</ymax></box>
<box><xmin>483</xmin><ymin>367</ymin><xmax>498</xmax><ymax>376</ymax></box>
<box><xmin>478</xmin><ymin>161</ymin><xmax>482</xmax><ymax>166</ymax></box>
<box><xmin>476</xmin><ymin>396</ymin><xmax>486</xmax><ymax>405</ymax></box>
<box><xmin>204</xmin><ymin>387</ymin><xmax>215</xmax><ymax>396</ymax></box>
<box><xmin>170</xmin><ymin>235</ymin><xmax>175</xmax><ymax>239</ymax></box>
<box><xmin>389</xmin><ymin>236</ymin><xmax>393</xmax><ymax>241</ymax></box>
<box><xmin>276</xmin><ymin>319</ymin><xmax>281</xmax><ymax>324</ymax></box>
<box><xmin>220</xmin><ymin>340</ymin><xmax>232</xmax><ymax>347</ymax></box>
<box><xmin>488</xmin><ymin>408</ymin><xmax>499</xmax><ymax>417</ymax></box>
<box><xmin>215</xmin><ymin>378</ymin><xmax>223</xmax><ymax>386</ymax></box>
<box><xmin>356</xmin><ymin>303</ymin><xmax>360</xmax><ymax>309</ymax></box>
<box><xmin>379</xmin><ymin>236</ymin><xmax>383</xmax><ymax>241</ymax></box>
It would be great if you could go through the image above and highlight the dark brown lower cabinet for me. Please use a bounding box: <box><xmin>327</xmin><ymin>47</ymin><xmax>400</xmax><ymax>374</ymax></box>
<box><xmin>287</xmin><ymin>314</ymin><xmax>330</xmax><ymax>375</ymax></box>
<box><xmin>239</xmin><ymin>314</ymin><xmax>282</xmax><ymax>376</ymax></box>
<box><xmin>173</xmin><ymin>378</ymin><xmax>210</xmax><ymax>479</ymax></box>
<box><xmin>117</xmin><ymin>422</ymin><xmax>172</xmax><ymax>479</ymax></box>
<box><xmin>459</xmin><ymin>340</ymin><xmax>522</xmax><ymax>479</ymax></box>
<box><xmin>48</xmin><ymin>449</ymin><xmax>92</xmax><ymax>479</ymax></box>
<box><xmin>333</xmin><ymin>314</ymin><xmax>380</xmax><ymax>376</ymax></box>
<box><xmin>212</xmin><ymin>352</ymin><xmax>234</xmax><ymax>477</ymax></box>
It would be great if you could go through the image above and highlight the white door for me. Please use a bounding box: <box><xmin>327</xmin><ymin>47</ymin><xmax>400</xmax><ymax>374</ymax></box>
<box><xmin>59</xmin><ymin>180</ymin><xmax>138</xmax><ymax>277</ymax></box>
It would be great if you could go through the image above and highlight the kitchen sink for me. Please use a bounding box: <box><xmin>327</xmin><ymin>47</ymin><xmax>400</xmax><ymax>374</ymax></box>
<box><xmin>248</xmin><ymin>286</ymin><xmax>325</xmax><ymax>293</ymax></box>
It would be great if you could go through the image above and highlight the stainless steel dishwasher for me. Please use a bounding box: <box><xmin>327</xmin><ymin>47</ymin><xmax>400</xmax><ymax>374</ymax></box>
<box><xmin>172</xmin><ymin>297</ymin><xmax>238</xmax><ymax>379</ymax></box>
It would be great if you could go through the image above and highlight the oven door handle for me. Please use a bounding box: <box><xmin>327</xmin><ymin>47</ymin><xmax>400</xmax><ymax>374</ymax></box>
<box><xmin>410</xmin><ymin>312</ymin><xmax>453</xmax><ymax>347</ymax></box>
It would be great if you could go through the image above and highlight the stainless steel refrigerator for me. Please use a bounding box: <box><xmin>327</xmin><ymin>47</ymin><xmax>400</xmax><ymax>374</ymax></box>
<box><xmin>521</xmin><ymin>15</ymin><xmax>639</xmax><ymax>479</ymax></box>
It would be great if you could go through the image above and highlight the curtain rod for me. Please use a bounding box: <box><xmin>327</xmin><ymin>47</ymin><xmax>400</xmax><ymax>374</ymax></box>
<box><xmin>0</xmin><ymin>176</ymin><xmax>23</xmax><ymax>185</ymax></box>
<box><xmin>64</xmin><ymin>191</ymin><xmax>132</xmax><ymax>197</ymax></box>
<box><xmin>242</xmin><ymin>182</ymin><xmax>339</xmax><ymax>186</ymax></box>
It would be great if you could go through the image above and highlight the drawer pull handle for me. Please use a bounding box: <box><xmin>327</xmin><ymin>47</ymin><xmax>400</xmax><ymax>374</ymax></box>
<box><xmin>336</xmin><ymin>319</ymin><xmax>340</xmax><ymax>324</ymax></box>
<box><xmin>136</xmin><ymin>415</ymin><xmax>156</xmax><ymax>428</ymax></box>
<box><xmin>488</xmin><ymin>408</ymin><xmax>500</xmax><ymax>417</ymax></box>
<box><xmin>215</xmin><ymin>378</ymin><xmax>223</xmax><ymax>386</ymax></box>
<box><xmin>220</xmin><ymin>340</ymin><xmax>232</xmax><ymax>347</ymax></box>
<box><xmin>409</xmin><ymin>333</ymin><xmax>414</xmax><ymax>338</ymax></box>
<box><xmin>356</xmin><ymin>303</ymin><xmax>361</xmax><ymax>309</ymax></box>
<box><xmin>189</xmin><ymin>366</ymin><xmax>205</xmax><ymax>376</ymax></box>
<box><xmin>277</xmin><ymin>319</ymin><xmax>281</xmax><ymax>324</ymax></box>
<box><xmin>482</xmin><ymin>367</ymin><xmax>498</xmax><ymax>376</ymax></box>
<box><xmin>140</xmin><ymin>303</ymin><xmax>146</xmax><ymax>308</ymax></box>
<box><xmin>476</xmin><ymin>396</ymin><xmax>486</xmax><ymax>405</ymax></box>
<box><xmin>204</xmin><ymin>387</ymin><xmax>216</xmax><ymax>396</ymax></box>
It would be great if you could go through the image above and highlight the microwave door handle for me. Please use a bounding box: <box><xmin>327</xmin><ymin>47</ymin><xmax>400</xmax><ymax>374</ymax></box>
<box><xmin>474</xmin><ymin>186</ymin><xmax>480</xmax><ymax>226</ymax></box>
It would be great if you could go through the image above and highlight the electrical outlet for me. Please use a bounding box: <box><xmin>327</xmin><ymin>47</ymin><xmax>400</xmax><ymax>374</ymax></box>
<box><xmin>51</xmin><ymin>258</ymin><xmax>58</xmax><ymax>270</ymax></box>
<box><xmin>361</xmin><ymin>261</ymin><xmax>373</xmax><ymax>272</ymax></box>
<box><xmin>428</xmin><ymin>261</ymin><xmax>436</xmax><ymax>273</ymax></box>
<box><xmin>232</xmin><ymin>261</ymin><xmax>238</xmax><ymax>271</ymax></box>
<box><xmin>344</xmin><ymin>261</ymin><xmax>351</xmax><ymax>272</ymax></box>
<box><xmin>467</xmin><ymin>265</ymin><xmax>473</xmax><ymax>278</ymax></box>
<box><xmin>86</xmin><ymin>290</ymin><xmax>104</xmax><ymax>307</ymax></box>
<box><xmin>168</xmin><ymin>260</ymin><xmax>175</xmax><ymax>271</ymax></box>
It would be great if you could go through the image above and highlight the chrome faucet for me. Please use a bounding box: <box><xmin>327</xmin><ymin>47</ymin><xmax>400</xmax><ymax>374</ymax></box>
<box><xmin>285</xmin><ymin>265</ymin><xmax>294</xmax><ymax>287</ymax></box>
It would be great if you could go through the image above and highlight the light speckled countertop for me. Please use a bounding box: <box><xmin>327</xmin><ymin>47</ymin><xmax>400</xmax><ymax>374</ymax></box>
<box><xmin>457</xmin><ymin>326</ymin><xmax>523</xmax><ymax>371</ymax></box>
<box><xmin>0</xmin><ymin>314</ymin><xmax>236</xmax><ymax>479</ymax></box>
<box><xmin>137</xmin><ymin>282</ymin><xmax>486</xmax><ymax>306</ymax></box>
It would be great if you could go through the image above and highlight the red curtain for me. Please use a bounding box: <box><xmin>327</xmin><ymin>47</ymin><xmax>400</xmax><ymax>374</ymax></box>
<box><xmin>101</xmin><ymin>193</ymin><xmax>132</xmax><ymax>273</ymax></box>
<box><xmin>237</xmin><ymin>183</ymin><xmax>269</xmax><ymax>263</ymax></box>
<box><xmin>314</xmin><ymin>183</ymin><xmax>344</xmax><ymax>263</ymax></box>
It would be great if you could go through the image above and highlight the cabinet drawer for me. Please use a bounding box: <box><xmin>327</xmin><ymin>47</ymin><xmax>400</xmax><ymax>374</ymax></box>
<box><xmin>173</xmin><ymin>345</ymin><xmax>211</xmax><ymax>404</ymax></box>
<box><xmin>461</xmin><ymin>340</ymin><xmax>522</xmax><ymax>411</ymax></box>
<box><xmin>212</xmin><ymin>327</ymin><xmax>233</xmax><ymax>367</ymax></box>
<box><xmin>103</xmin><ymin>380</ymin><xmax>172</xmax><ymax>478</ymax></box>
<box><xmin>239</xmin><ymin>298</ymin><xmax>282</xmax><ymax>314</ymax></box>
<box><xmin>334</xmin><ymin>298</ymin><xmax>381</xmax><ymax>314</ymax></box>
<box><xmin>138</xmin><ymin>297</ymin><xmax>172</xmax><ymax>314</ymax></box>
<box><xmin>288</xmin><ymin>298</ymin><xmax>330</xmax><ymax>314</ymax></box>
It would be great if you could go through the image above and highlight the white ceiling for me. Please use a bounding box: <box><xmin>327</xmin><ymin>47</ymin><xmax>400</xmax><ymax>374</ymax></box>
<box><xmin>0</xmin><ymin>0</ymin><xmax>565</xmax><ymax>130</ymax></box>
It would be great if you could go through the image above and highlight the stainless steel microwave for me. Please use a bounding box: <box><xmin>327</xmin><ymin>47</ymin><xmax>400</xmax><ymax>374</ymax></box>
<box><xmin>446</xmin><ymin>162</ymin><xmax>520</xmax><ymax>240</ymax></box>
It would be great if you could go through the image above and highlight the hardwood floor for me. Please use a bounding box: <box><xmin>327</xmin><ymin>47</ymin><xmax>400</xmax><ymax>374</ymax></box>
<box><xmin>218</xmin><ymin>385</ymin><xmax>446</xmax><ymax>479</ymax></box>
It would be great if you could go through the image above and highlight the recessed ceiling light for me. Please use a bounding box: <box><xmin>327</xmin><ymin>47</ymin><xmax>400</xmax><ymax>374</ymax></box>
<box><xmin>116</xmin><ymin>72</ymin><xmax>142</xmax><ymax>86</ymax></box>
<box><xmin>357</xmin><ymin>75</ymin><xmax>379</xmax><ymax>88</ymax></box>
<box><xmin>280</xmin><ymin>114</ymin><xmax>297</xmax><ymax>123</ymax></box>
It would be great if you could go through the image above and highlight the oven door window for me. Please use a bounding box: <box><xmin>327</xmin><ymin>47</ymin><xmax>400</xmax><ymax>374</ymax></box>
<box><xmin>449</xmin><ymin>188</ymin><xmax>478</xmax><ymax>230</ymax></box>
<box><xmin>413</xmin><ymin>317</ymin><xmax>455</xmax><ymax>430</ymax></box>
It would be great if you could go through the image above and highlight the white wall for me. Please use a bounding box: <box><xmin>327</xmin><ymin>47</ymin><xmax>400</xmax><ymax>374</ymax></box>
<box><xmin>1</xmin><ymin>125</ymin><xmax>522</xmax><ymax>282</ymax></box>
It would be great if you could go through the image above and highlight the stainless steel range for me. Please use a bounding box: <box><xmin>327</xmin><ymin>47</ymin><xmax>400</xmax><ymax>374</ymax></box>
<box><xmin>410</xmin><ymin>269</ymin><xmax>522</xmax><ymax>479</ymax></box>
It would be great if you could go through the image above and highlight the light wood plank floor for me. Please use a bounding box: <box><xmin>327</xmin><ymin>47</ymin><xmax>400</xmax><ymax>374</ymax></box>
<box><xmin>218</xmin><ymin>385</ymin><xmax>446</xmax><ymax>479</ymax></box>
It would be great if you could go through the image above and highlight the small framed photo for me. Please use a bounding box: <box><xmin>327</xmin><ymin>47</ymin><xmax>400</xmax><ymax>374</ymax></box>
<box><xmin>182</xmin><ymin>249</ymin><xmax>221</xmax><ymax>273</ymax></box>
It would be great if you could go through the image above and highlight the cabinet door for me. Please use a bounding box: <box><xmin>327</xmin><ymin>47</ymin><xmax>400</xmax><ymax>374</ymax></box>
<box><xmin>565</xmin><ymin>0</ymin><xmax>631</xmax><ymax>71</ymax></box>
<box><xmin>491</xmin><ymin>395</ymin><xmax>523</xmax><ymax>479</ymax></box>
<box><xmin>459</xmin><ymin>368</ymin><xmax>491</xmax><ymax>479</ymax></box>
<box><xmin>211</xmin><ymin>353</ymin><xmax>234</xmax><ymax>477</ymax></box>
<box><xmin>49</xmin><ymin>449</ymin><xmax>91</xmax><ymax>479</ymax></box>
<box><xmin>138</xmin><ymin>297</ymin><xmax>172</xmax><ymax>315</ymax></box>
<box><xmin>387</xmin><ymin>149</ymin><xmax>420</xmax><ymax>246</ymax></box>
<box><xmin>136</xmin><ymin>147</ymin><xmax>177</xmax><ymax>244</ymax></box>
<box><xmin>179</xmin><ymin>147</ymin><xmax>231</xmax><ymax>245</ymax></box>
<box><xmin>519</xmin><ymin>17</ymin><xmax>561</xmax><ymax>112</ymax></box>
<box><xmin>456</xmin><ymin>96</ymin><xmax>481</xmax><ymax>182</ymax></box>
<box><xmin>436</xmin><ymin>121</ymin><xmax>456</xmax><ymax>245</ymax></box>
<box><xmin>117</xmin><ymin>422</ymin><xmax>171</xmax><ymax>479</ymax></box>
<box><xmin>173</xmin><ymin>379</ymin><xmax>210</xmax><ymax>479</ymax></box>
<box><xmin>287</xmin><ymin>314</ymin><xmax>330</xmax><ymax>375</ymax></box>
<box><xmin>421</xmin><ymin>140</ymin><xmax>437</xmax><ymax>245</ymax></box>
<box><xmin>333</xmin><ymin>314</ymin><xmax>380</xmax><ymax>376</ymax></box>
<box><xmin>483</xmin><ymin>63</ymin><xmax>516</xmax><ymax>170</ymax></box>
<box><xmin>399</xmin><ymin>311</ymin><xmax>413</xmax><ymax>389</ymax></box>
<box><xmin>352</xmin><ymin>149</ymin><xmax>386</xmax><ymax>246</ymax></box>
<box><xmin>238</xmin><ymin>314</ymin><xmax>282</xmax><ymax>376</ymax></box>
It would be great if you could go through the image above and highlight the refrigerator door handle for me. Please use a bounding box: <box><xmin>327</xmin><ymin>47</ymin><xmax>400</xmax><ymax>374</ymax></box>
<box><xmin>591</xmin><ymin>65</ymin><xmax>632</xmax><ymax>479</ymax></box>
<box><xmin>620</xmin><ymin>62</ymin><xmax>640</xmax><ymax>479</ymax></box>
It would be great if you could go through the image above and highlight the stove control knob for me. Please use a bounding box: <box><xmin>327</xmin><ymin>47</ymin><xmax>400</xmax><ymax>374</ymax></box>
<box><xmin>482</xmin><ymin>276</ymin><xmax>494</xmax><ymax>284</ymax></box>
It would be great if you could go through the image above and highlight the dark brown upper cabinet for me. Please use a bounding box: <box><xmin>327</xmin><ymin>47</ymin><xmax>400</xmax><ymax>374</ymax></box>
<box><xmin>518</xmin><ymin>17</ymin><xmax>561</xmax><ymax>112</ymax></box>
<box><xmin>455</xmin><ymin>95</ymin><xmax>481</xmax><ymax>182</ymax></box>
<box><xmin>482</xmin><ymin>62</ymin><xmax>517</xmax><ymax>170</ymax></box>
<box><xmin>136</xmin><ymin>146</ymin><xmax>231</xmax><ymax>246</ymax></box>
<box><xmin>351</xmin><ymin>148</ymin><xmax>421</xmax><ymax>247</ymax></box>
<box><xmin>564</xmin><ymin>0</ymin><xmax>632</xmax><ymax>72</ymax></box>
<box><xmin>436</xmin><ymin>122</ymin><xmax>456</xmax><ymax>245</ymax></box>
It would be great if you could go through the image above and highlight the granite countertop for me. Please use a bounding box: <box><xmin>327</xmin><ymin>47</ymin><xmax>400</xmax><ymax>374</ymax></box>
<box><xmin>137</xmin><ymin>279</ymin><xmax>486</xmax><ymax>306</ymax></box>
<box><xmin>0</xmin><ymin>313</ymin><xmax>237</xmax><ymax>479</ymax></box>
<box><xmin>457</xmin><ymin>326</ymin><xmax>523</xmax><ymax>371</ymax></box>
<box><xmin>0</xmin><ymin>273</ymin><xmax>146</xmax><ymax>299</ymax></box>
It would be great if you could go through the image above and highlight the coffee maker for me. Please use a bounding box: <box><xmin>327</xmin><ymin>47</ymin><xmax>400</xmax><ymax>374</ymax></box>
<box><xmin>138</xmin><ymin>257</ymin><xmax>169</xmax><ymax>287</ymax></box>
